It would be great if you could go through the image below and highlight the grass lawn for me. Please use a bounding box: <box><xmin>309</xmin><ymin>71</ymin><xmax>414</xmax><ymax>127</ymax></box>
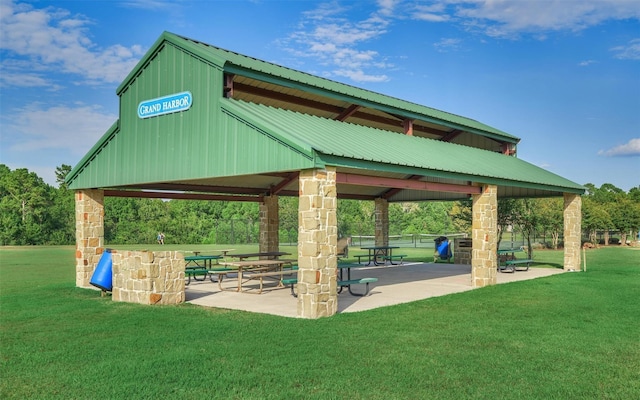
<box><xmin>1</xmin><ymin>245</ymin><xmax>639</xmax><ymax>399</ymax></box>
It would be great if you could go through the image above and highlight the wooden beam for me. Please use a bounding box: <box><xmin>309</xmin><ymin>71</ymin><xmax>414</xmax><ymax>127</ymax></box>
<box><xmin>133</xmin><ymin>183</ymin><xmax>266</xmax><ymax>195</ymax></box>
<box><xmin>270</xmin><ymin>172</ymin><xmax>299</xmax><ymax>195</ymax></box>
<box><xmin>224</xmin><ymin>74</ymin><xmax>235</xmax><ymax>98</ymax></box>
<box><xmin>403</xmin><ymin>119</ymin><xmax>413</xmax><ymax>136</ymax></box>
<box><xmin>104</xmin><ymin>190</ymin><xmax>264</xmax><ymax>202</ymax></box>
<box><xmin>234</xmin><ymin>82</ymin><xmax>450</xmax><ymax>136</ymax></box>
<box><xmin>334</xmin><ymin>104</ymin><xmax>360</xmax><ymax>121</ymax></box>
<box><xmin>336</xmin><ymin>172</ymin><xmax>481</xmax><ymax>194</ymax></box>
<box><xmin>382</xmin><ymin>175</ymin><xmax>421</xmax><ymax>199</ymax></box>
<box><xmin>440</xmin><ymin>129</ymin><xmax>463</xmax><ymax>142</ymax></box>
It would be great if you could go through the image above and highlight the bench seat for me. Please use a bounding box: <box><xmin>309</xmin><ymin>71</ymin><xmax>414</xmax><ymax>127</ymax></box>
<box><xmin>504</xmin><ymin>259</ymin><xmax>533</xmax><ymax>271</ymax></box>
<box><xmin>353</xmin><ymin>254</ymin><xmax>370</xmax><ymax>264</ymax></box>
<box><xmin>242</xmin><ymin>269</ymin><xmax>297</xmax><ymax>294</ymax></box>
<box><xmin>283</xmin><ymin>277</ymin><xmax>378</xmax><ymax>297</ymax></box>
<box><xmin>382</xmin><ymin>254</ymin><xmax>407</xmax><ymax>264</ymax></box>
<box><xmin>499</xmin><ymin>259</ymin><xmax>533</xmax><ymax>272</ymax></box>
<box><xmin>184</xmin><ymin>268</ymin><xmax>208</xmax><ymax>285</ymax></box>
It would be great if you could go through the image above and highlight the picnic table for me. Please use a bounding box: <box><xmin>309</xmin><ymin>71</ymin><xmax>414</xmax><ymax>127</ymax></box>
<box><xmin>358</xmin><ymin>245</ymin><xmax>401</xmax><ymax>266</ymax></box>
<box><xmin>184</xmin><ymin>254</ymin><xmax>223</xmax><ymax>285</ymax></box>
<box><xmin>283</xmin><ymin>263</ymin><xmax>378</xmax><ymax>297</ymax></box>
<box><xmin>218</xmin><ymin>259</ymin><xmax>295</xmax><ymax>293</ymax></box>
<box><xmin>226</xmin><ymin>251</ymin><xmax>291</xmax><ymax>261</ymax></box>
<box><xmin>497</xmin><ymin>248</ymin><xmax>532</xmax><ymax>272</ymax></box>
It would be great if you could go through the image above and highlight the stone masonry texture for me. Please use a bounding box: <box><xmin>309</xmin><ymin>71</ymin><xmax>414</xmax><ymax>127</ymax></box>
<box><xmin>259</xmin><ymin>195</ymin><xmax>279</xmax><ymax>255</ymax></box>
<box><xmin>563</xmin><ymin>193</ymin><xmax>582</xmax><ymax>271</ymax></box>
<box><xmin>75</xmin><ymin>189</ymin><xmax>104</xmax><ymax>288</ymax></box>
<box><xmin>471</xmin><ymin>184</ymin><xmax>497</xmax><ymax>288</ymax></box>
<box><xmin>111</xmin><ymin>250</ymin><xmax>185</xmax><ymax>305</ymax></box>
<box><xmin>297</xmin><ymin>167</ymin><xmax>337</xmax><ymax>318</ymax></box>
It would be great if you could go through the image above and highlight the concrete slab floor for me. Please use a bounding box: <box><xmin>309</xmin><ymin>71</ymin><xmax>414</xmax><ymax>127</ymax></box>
<box><xmin>185</xmin><ymin>262</ymin><xmax>566</xmax><ymax>318</ymax></box>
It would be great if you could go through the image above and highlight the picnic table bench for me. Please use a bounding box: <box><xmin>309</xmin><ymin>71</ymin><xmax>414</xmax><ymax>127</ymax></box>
<box><xmin>282</xmin><ymin>277</ymin><xmax>378</xmax><ymax>297</ymax></box>
<box><xmin>242</xmin><ymin>266</ymin><xmax>297</xmax><ymax>294</ymax></box>
<box><xmin>184</xmin><ymin>266</ymin><xmax>233</xmax><ymax>285</ymax></box>
<box><xmin>503</xmin><ymin>259</ymin><xmax>533</xmax><ymax>272</ymax></box>
<box><xmin>498</xmin><ymin>248</ymin><xmax>532</xmax><ymax>272</ymax></box>
<box><xmin>283</xmin><ymin>263</ymin><xmax>378</xmax><ymax>297</ymax></box>
<box><xmin>382</xmin><ymin>254</ymin><xmax>407</xmax><ymax>264</ymax></box>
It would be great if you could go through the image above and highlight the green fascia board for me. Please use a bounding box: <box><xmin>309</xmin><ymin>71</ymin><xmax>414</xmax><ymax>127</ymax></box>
<box><xmin>66</xmin><ymin>120</ymin><xmax>119</xmax><ymax>187</ymax></box>
<box><xmin>225</xmin><ymin>99</ymin><xmax>584</xmax><ymax>194</ymax></box>
<box><xmin>161</xmin><ymin>32</ymin><xmax>518</xmax><ymax>143</ymax></box>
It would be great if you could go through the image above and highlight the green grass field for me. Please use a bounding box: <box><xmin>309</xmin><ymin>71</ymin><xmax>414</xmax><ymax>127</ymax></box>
<box><xmin>1</xmin><ymin>245</ymin><xmax>638</xmax><ymax>399</ymax></box>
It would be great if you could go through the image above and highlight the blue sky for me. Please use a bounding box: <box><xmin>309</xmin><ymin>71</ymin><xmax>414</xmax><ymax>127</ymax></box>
<box><xmin>1</xmin><ymin>0</ymin><xmax>638</xmax><ymax>191</ymax></box>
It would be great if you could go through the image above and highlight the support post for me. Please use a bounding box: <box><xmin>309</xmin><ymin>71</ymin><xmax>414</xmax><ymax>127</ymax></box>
<box><xmin>374</xmin><ymin>198</ymin><xmax>389</xmax><ymax>247</ymax></box>
<box><xmin>75</xmin><ymin>189</ymin><xmax>104</xmax><ymax>288</ymax></box>
<box><xmin>563</xmin><ymin>193</ymin><xmax>582</xmax><ymax>271</ymax></box>
<box><xmin>297</xmin><ymin>167</ymin><xmax>338</xmax><ymax>318</ymax></box>
<box><xmin>259</xmin><ymin>194</ymin><xmax>279</xmax><ymax>256</ymax></box>
<box><xmin>471</xmin><ymin>185</ymin><xmax>497</xmax><ymax>287</ymax></box>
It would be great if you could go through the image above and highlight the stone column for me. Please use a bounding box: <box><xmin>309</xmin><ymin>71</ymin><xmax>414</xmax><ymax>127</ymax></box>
<box><xmin>259</xmin><ymin>194</ymin><xmax>279</xmax><ymax>255</ymax></box>
<box><xmin>563</xmin><ymin>193</ymin><xmax>582</xmax><ymax>271</ymax></box>
<box><xmin>374</xmin><ymin>198</ymin><xmax>389</xmax><ymax>247</ymax></box>
<box><xmin>471</xmin><ymin>185</ymin><xmax>497</xmax><ymax>287</ymax></box>
<box><xmin>75</xmin><ymin>189</ymin><xmax>105</xmax><ymax>288</ymax></box>
<box><xmin>112</xmin><ymin>250</ymin><xmax>185</xmax><ymax>305</ymax></box>
<box><xmin>297</xmin><ymin>167</ymin><xmax>338</xmax><ymax>318</ymax></box>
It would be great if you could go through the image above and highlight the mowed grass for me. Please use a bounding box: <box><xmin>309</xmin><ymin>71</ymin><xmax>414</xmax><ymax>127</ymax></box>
<box><xmin>1</xmin><ymin>246</ymin><xmax>638</xmax><ymax>399</ymax></box>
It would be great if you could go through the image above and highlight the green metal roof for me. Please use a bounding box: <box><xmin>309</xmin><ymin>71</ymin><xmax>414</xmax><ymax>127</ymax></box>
<box><xmin>117</xmin><ymin>31</ymin><xmax>518</xmax><ymax>143</ymax></box>
<box><xmin>68</xmin><ymin>31</ymin><xmax>583</xmax><ymax>197</ymax></box>
<box><xmin>222</xmin><ymin>99</ymin><xmax>585</xmax><ymax>193</ymax></box>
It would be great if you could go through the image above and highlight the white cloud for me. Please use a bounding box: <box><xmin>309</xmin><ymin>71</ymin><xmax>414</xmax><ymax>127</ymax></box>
<box><xmin>284</xmin><ymin>2</ymin><xmax>393</xmax><ymax>83</ymax></box>
<box><xmin>611</xmin><ymin>38</ymin><xmax>640</xmax><ymax>60</ymax></box>
<box><xmin>598</xmin><ymin>138</ymin><xmax>640</xmax><ymax>157</ymax></box>
<box><xmin>412</xmin><ymin>3</ymin><xmax>450</xmax><ymax>22</ymax></box>
<box><xmin>578</xmin><ymin>60</ymin><xmax>597</xmax><ymax>67</ymax></box>
<box><xmin>416</xmin><ymin>0</ymin><xmax>640</xmax><ymax>38</ymax></box>
<box><xmin>3</xmin><ymin>103</ymin><xmax>116</xmax><ymax>156</ymax></box>
<box><xmin>333</xmin><ymin>69</ymin><xmax>389</xmax><ymax>82</ymax></box>
<box><xmin>0</xmin><ymin>0</ymin><xmax>145</xmax><ymax>88</ymax></box>
<box><xmin>434</xmin><ymin>38</ymin><xmax>462</xmax><ymax>52</ymax></box>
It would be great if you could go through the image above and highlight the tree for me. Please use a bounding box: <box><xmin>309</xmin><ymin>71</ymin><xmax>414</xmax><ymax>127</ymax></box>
<box><xmin>449</xmin><ymin>200</ymin><xmax>472</xmax><ymax>234</ymax></box>
<box><xmin>55</xmin><ymin>164</ymin><xmax>72</xmax><ymax>189</ymax></box>
<box><xmin>497</xmin><ymin>199</ymin><xmax>522</xmax><ymax>252</ymax></box>
<box><xmin>0</xmin><ymin>165</ymin><xmax>54</xmax><ymax>244</ymax></box>
<box><xmin>536</xmin><ymin>198</ymin><xmax>563</xmax><ymax>249</ymax></box>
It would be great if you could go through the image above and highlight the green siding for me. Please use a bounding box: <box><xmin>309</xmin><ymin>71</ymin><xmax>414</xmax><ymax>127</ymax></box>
<box><xmin>68</xmin><ymin>43</ymin><xmax>315</xmax><ymax>189</ymax></box>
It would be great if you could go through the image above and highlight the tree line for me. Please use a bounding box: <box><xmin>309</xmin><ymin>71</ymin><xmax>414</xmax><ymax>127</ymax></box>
<box><xmin>1</xmin><ymin>164</ymin><xmax>638</xmax><ymax>248</ymax></box>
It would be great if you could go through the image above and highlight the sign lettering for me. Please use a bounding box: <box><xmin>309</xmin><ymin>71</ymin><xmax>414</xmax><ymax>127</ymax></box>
<box><xmin>138</xmin><ymin>91</ymin><xmax>192</xmax><ymax>119</ymax></box>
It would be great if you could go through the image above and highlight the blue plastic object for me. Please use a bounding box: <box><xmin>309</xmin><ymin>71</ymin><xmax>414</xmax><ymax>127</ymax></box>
<box><xmin>436</xmin><ymin>240</ymin><xmax>450</xmax><ymax>258</ymax></box>
<box><xmin>90</xmin><ymin>250</ymin><xmax>112</xmax><ymax>291</ymax></box>
<box><xmin>434</xmin><ymin>236</ymin><xmax>452</xmax><ymax>262</ymax></box>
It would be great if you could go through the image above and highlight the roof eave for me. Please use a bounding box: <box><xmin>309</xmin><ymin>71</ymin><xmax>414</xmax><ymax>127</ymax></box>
<box><xmin>66</xmin><ymin>120</ymin><xmax>119</xmax><ymax>188</ymax></box>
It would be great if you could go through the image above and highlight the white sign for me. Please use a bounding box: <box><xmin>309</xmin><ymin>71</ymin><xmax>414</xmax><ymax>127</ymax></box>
<box><xmin>138</xmin><ymin>91</ymin><xmax>192</xmax><ymax>119</ymax></box>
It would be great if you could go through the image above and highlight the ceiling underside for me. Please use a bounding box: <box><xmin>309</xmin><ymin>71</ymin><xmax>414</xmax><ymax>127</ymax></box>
<box><xmin>108</xmin><ymin>165</ymin><xmax>566</xmax><ymax>203</ymax></box>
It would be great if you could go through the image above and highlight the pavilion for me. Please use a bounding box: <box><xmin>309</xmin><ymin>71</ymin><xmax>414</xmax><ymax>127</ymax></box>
<box><xmin>67</xmin><ymin>32</ymin><xmax>584</xmax><ymax>318</ymax></box>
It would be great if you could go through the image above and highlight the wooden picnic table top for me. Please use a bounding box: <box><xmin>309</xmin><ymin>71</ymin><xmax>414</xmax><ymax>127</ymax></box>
<box><xmin>497</xmin><ymin>248</ymin><xmax>524</xmax><ymax>254</ymax></box>
<box><xmin>184</xmin><ymin>254</ymin><xmax>223</xmax><ymax>261</ymax></box>
<box><xmin>220</xmin><ymin>259</ymin><xmax>292</xmax><ymax>268</ymax></box>
<box><xmin>226</xmin><ymin>251</ymin><xmax>291</xmax><ymax>260</ymax></box>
